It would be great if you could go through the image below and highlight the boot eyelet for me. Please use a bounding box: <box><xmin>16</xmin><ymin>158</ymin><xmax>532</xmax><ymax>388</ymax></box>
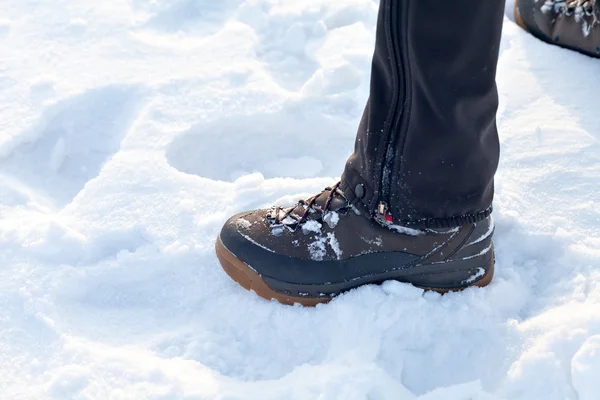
<box><xmin>337</xmin><ymin>208</ymin><xmax>352</xmax><ymax>219</ymax></box>
<box><xmin>354</xmin><ymin>184</ymin><xmax>365</xmax><ymax>199</ymax></box>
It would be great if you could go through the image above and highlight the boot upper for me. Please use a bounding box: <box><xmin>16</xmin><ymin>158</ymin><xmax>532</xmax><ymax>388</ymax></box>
<box><xmin>219</xmin><ymin>185</ymin><xmax>494</xmax><ymax>286</ymax></box>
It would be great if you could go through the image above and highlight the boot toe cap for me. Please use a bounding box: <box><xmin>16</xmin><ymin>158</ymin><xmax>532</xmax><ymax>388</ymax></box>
<box><xmin>219</xmin><ymin>210</ymin><xmax>265</xmax><ymax>255</ymax></box>
<box><xmin>218</xmin><ymin>210</ymin><xmax>281</xmax><ymax>273</ymax></box>
<box><xmin>217</xmin><ymin>210</ymin><xmax>341</xmax><ymax>286</ymax></box>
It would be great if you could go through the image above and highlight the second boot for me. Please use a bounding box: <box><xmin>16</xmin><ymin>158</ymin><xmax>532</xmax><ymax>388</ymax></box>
<box><xmin>516</xmin><ymin>0</ymin><xmax>600</xmax><ymax>58</ymax></box>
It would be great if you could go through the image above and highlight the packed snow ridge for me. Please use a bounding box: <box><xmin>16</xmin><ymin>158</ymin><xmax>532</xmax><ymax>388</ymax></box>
<box><xmin>1</xmin><ymin>0</ymin><xmax>599</xmax><ymax>399</ymax></box>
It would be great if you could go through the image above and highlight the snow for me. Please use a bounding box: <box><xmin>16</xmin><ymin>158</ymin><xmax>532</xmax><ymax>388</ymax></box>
<box><xmin>235</xmin><ymin>218</ymin><xmax>252</xmax><ymax>229</ymax></box>
<box><xmin>389</xmin><ymin>224</ymin><xmax>424</xmax><ymax>236</ymax></box>
<box><xmin>462</xmin><ymin>268</ymin><xmax>487</xmax><ymax>285</ymax></box>
<box><xmin>468</xmin><ymin>216</ymin><xmax>496</xmax><ymax>246</ymax></box>
<box><xmin>323</xmin><ymin>211</ymin><xmax>340</xmax><ymax>228</ymax></box>
<box><xmin>308</xmin><ymin>235</ymin><xmax>327</xmax><ymax>261</ymax></box>
<box><xmin>462</xmin><ymin>244</ymin><xmax>494</xmax><ymax>261</ymax></box>
<box><xmin>572</xmin><ymin>335</ymin><xmax>600</xmax><ymax>400</ymax></box>
<box><xmin>302</xmin><ymin>219</ymin><xmax>322</xmax><ymax>234</ymax></box>
<box><xmin>239</xmin><ymin>232</ymin><xmax>275</xmax><ymax>255</ymax></box>
<box><xmin>327</xmin><ymin>232</ymin><xmax>343</xmax><ymax>260</ymax></box>
<box><xmin>1</xmin><ymin>0</ymin><xmax>599</xmax><ymax>398</ymax></box>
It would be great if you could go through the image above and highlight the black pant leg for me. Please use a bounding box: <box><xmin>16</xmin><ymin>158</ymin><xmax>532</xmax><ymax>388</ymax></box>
<box><xmin>341</xmin><ymin>0</ymin><xmax>505</xmax><ymax>229</ymax></box>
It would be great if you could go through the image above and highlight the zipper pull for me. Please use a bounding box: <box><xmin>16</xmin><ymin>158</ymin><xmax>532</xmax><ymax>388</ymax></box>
<box><xmin>376</xmin><ymin>202</ymin><xmax>393</xmax><ymax>225</ymax></box>
<box><xmin>378</xmin><ymin>202</ymin><xmax>387</xmax><ymax>216</ymax></box>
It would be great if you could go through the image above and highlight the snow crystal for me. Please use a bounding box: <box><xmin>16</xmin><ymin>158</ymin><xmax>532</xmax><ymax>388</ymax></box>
<box><xmin>307</xmin><ymin>233</ymin><xmax>343</xmax><ymax>261</ymax></box>
<box><xmin>388</xmin><ymin>224</ymin><xmax>424</xmax><ymax>236</ymax></box>
<box><xmin>236</xmin><ymin>218</ymin><xmax>252</xmax><ymax>229</ymax></box>
<box><xmin>302</xmin><ymin>219</ymin><xmax>322</xmax><ymax>235</ymax></box>
<box><xmin>428</xmin><ymin>226</ymin><xmax>460</xmax><ymax>234</ymax></box>
<box><xmin>582</xmin><ymin>20</ymin><xmax>592</xmax><ymax>37</ymax></box>
<box><xmin>466</xmin><ymin>216</ymin><xmax>495</xmax><ymax>246</ymax></box>
<box><xmin>240</xmin><ymin>232</ymin><xmax>275</xmax><ymax>254</ymax></box>
<box><xmin>461</xmin><ymin>244</ymin><xmax>493</xmax><ymax>260</ymax></box>
<box><xmin>327</xmin><ymin>232</ymin><xmax>343</xmax><ymax>259</ymax></box>
<box><xmin>308</xmin><ymin>236</ymin><xmax>327</xmax><ymax>261</ymax></box>
<box><xmin>362</xmin><ymin>235</ymin><xmax>383</xmax><ymax>247</ymax></box>
<box><xmin>323</xmin><ymin>211</ymin><xmax>340</xmax><ymax>229</ymax></box>
<box><xmin>462</xmin><ymin>267</ymin><xmax>486</xmax><ymax>285</ymax></box>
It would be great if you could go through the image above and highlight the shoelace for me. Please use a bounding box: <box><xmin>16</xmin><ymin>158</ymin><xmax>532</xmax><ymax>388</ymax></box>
<box><xmin>544</xmin><ymin>0</ymin><xmax>597</xmax><ymax>19</ymax></box>
<box><xmin>267</xmin><ymin>182</ymin><xmax>348</xmax><ymax>231</ymax></box>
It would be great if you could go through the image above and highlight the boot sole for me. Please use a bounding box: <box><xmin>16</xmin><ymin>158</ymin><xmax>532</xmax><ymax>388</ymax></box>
<box><xmin>216</xmin><ymin>236</ymin><xmax>494</xmax><ymax>306</ymax></box>
<box><xmin>514</xmin><ymin>0</ymin><xmax>529</xmax><ymax>32</ymax></box>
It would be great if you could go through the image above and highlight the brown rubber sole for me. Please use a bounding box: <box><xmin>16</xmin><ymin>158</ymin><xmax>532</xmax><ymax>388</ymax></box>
<box><xmin>216</xmin><ymin>236</ymin><xmax>494</xmax><ymax>307</ymax></box>
<box><xmin>514</xmin><ymin>0</ymin><xmax>529</xmax><ymax>32</ymax></box>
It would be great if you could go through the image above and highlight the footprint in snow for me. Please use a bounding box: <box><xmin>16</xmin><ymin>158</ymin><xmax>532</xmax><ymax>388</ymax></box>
<box><xmin>165</xmin><ymin>110</ymin><xmax>353</xmax><ymax>182</ymax></box>
<box><xmin>130</xmin><ymin>0</ymin><xmax>245</xmax><ymax>36</ymax></box>
<box><xmin>0</xmin><ymin>85</ymin><xmax>146</xmax><ymax>208</ymax></box>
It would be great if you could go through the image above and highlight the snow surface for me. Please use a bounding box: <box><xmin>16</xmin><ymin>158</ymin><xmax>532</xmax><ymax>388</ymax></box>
<box><xmin>1</xmin><ymin>0</ymin><xmax>599</xmax><ymax>398</ymax></box>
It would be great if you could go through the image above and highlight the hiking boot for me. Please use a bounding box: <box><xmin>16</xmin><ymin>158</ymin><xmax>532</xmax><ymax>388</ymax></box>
<box><xmin>216</xmin><ymin>0</ymin><xmax>504</xmax><ymax>306</ymax></box>
<box><xmin>515</xmin><ymin>0</ymin><xmax>600</xmax><ymax>58</ymax></box>
<box><xmin>216</xmin><ymin>183</ymin><xmax>495</xmax><ymax>306</ymax></box>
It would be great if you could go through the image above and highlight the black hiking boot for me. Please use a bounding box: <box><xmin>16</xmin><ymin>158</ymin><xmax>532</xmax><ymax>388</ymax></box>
<box><xmin>516</xmin><ymin>0</ymin><xmax>600</xmax><ymax>58</ymax></box>
<box><xmin>216</xmin><ymin>183</ymin><xmax>495</xmax><ymax>306</ymax></box>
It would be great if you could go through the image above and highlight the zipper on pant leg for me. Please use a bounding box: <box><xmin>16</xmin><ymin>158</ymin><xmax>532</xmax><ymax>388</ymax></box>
<box><xmin>375</xmin><ymin>0</ymin><xmax>409</xmax><ymax>227</ymax></box>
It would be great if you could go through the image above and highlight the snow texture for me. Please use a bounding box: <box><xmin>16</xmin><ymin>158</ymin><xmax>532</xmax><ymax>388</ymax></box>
<box><xmin>323</xmin><ymin>211</ymin><xmax>340</xmax><ymax>228</ymax></box>
<box><xmin>540</xmin><ymin>0</ymin><xmax>599</xmax><ymax>38</ymax></box>
<box><xmin>302</xmin><ymin>219</ymin><xmax>323</xmax><ymax>234</ymax></box>
<box><xmin>468</xmin><ymin>217</ymin><xmax>496</xmax><ymax>246</ymax></box>
<box><xmin>1</xmin><ymin>0</ymin><xmax>599</xmax><ymax>398</ymax></box>
<box><xmin>327</xmin><ymin>232</ymin><xmax>343</xmax><ymax>260</ymax></box>
<box><xmin>308</xmin><ymin>235</ymin><xmax>328</xmax><ymax>261</ymax></box>
<box><xmin>389</xmin><ymin>224</ymin><xmax>424</xmax><ymax>236</ymax></box>
<box><xmin>463</xmin><ymin>268</ymin><xmax>487</xmax><ymax>285</ymax></box>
